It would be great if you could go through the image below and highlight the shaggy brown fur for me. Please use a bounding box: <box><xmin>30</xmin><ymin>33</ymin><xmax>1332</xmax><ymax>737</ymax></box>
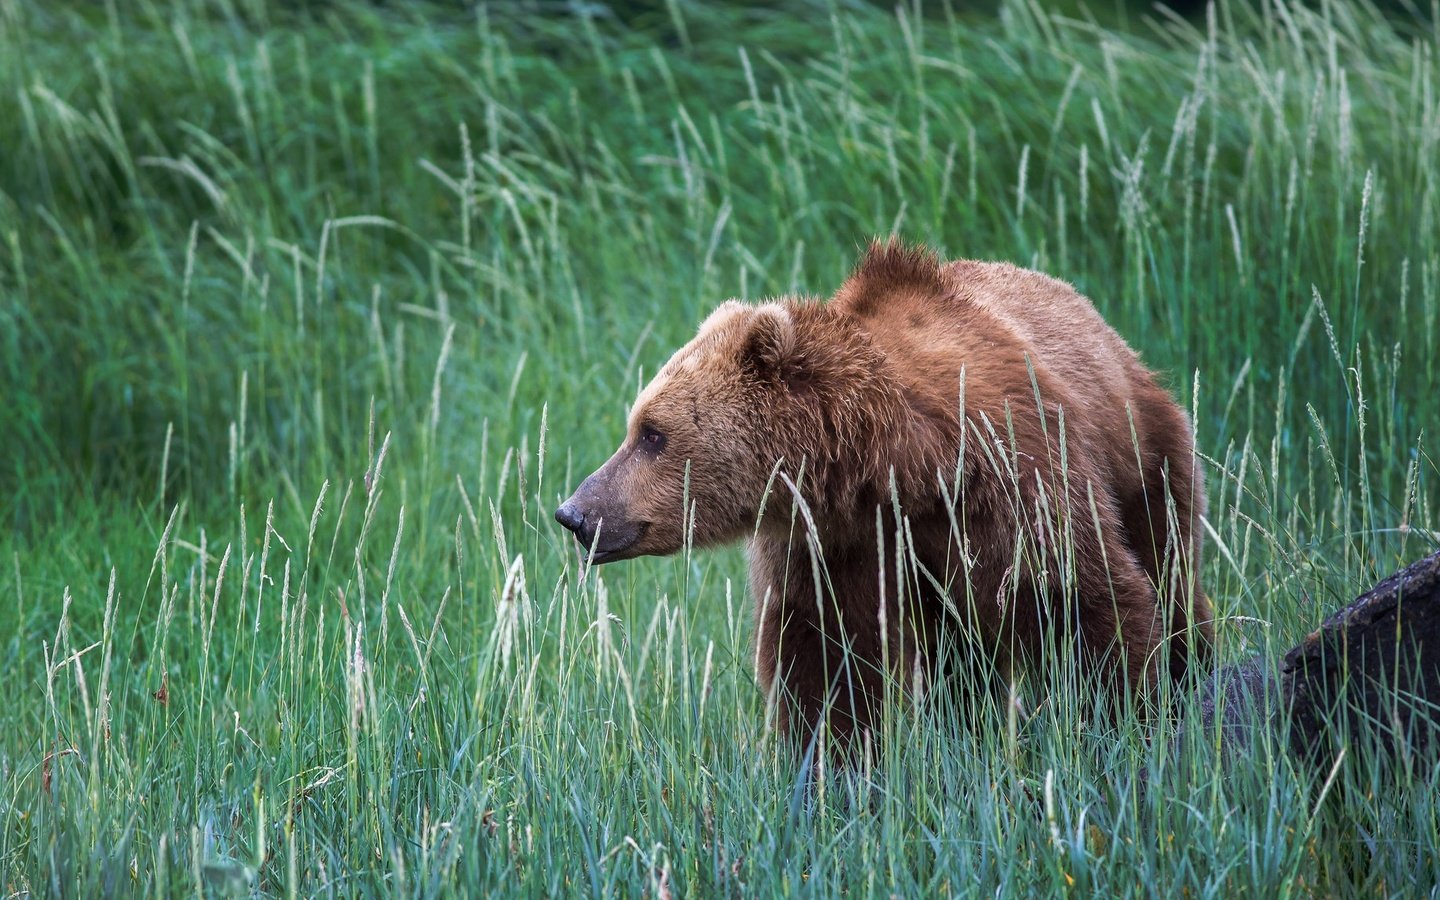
<box><xmin>556</xmin><ymin>240</ymin><xmax>1214</xmax><ymax>749</ymax></box>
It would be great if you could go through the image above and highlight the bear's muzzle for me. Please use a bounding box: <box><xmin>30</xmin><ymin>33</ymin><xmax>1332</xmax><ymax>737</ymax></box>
<box><xmin>554</xmin><ymin>487</ymin><xmax>650</xmax><ymax>565</ymax></box>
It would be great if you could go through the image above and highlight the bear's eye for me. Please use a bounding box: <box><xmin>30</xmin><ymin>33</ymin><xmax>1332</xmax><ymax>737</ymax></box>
<box><xmin>639</xmin><ymin>426</ymin><xmax>667</xmax><ymax>455</ymax></box>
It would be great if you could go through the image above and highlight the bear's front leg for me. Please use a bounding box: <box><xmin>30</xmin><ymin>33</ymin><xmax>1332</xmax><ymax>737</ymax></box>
<box><xmin>754</xmin><ymin>595</ymin><xmax>876</xmax><ymax>751</ymax></box>
<box><xmin>748</xmin><ymin>537</ymin><xmax>912</xmax><ymax>758</ymax></box>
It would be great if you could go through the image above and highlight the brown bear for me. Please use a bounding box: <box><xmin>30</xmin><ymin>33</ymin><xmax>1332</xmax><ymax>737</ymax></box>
<box><xmin>556</xmin><ymin>240</ymin><xmax>1214</xmax><ymax>748</ymax></box>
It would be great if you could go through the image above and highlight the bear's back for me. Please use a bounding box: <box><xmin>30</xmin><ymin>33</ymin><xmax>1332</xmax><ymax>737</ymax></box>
<box><xmin>835</xmin><ymin>255</ymin><xmax>1159</xmax><ymax>474</ymax></box>
<box><xmin>941</xmin><ymin>260</ymin><xmax>1145</xmax><ymax>410</ymax></box>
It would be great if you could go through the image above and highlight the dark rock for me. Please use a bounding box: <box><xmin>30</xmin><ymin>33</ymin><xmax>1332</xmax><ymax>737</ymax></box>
<box><xmin>1176</xmin><ymin>548</ymin><xmax>1440</xmax><ymax>771</ymax></box>
<box><xmin>1188</xmin><ymin>656</ymin><xmax>1280</xmax><ymax>762</ymax></box>
<box><xmin>1282</xmin><ymin>549</ymin><xmax>1440</xmax><ymax>769</ymax></box>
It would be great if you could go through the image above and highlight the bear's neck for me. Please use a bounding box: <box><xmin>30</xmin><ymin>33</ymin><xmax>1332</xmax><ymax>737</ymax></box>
<box><xmin>759</xmin><ymin>307</ymin><xmax>957</xmax><ymax>549</ymax></box>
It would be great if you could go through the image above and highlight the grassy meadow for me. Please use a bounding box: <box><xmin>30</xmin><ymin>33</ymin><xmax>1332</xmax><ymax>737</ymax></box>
<box><xmin>3</xmin><ymin>0</ymin><xmax>1439</xmax><ymax>894</ymax></box>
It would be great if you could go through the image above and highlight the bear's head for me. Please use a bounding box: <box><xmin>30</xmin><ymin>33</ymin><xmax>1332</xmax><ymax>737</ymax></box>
<box><xmin>555</xmin><ymin>300</ymin><xmax>805</xmax><ymax>564</ymax></box>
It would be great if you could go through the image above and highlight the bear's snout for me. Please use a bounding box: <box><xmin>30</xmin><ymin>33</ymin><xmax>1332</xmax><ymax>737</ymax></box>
<box><xmin>555</xmin><ymin>474</ymin><xmax>654</xmax><ymax>565</ymax></box>
<box><xmin>555</xmin><ymin>497</ymin><xmax>607</xmax><ymax>559</ymax></box>
<box><xmin>554</xmin><ymin>500</ymin><xmax>587</xmax><ymax>538</ymax></box>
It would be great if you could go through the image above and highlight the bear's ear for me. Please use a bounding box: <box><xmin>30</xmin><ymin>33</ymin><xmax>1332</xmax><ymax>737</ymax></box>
<box><xmin>696</xmin><ymin>299</ymin><xmax>750</xmax><ymax>338</ymax></box>
<box><xmin>739</xmin><ymin>302</ymin><xmax>801</xmax><ymax>385</ymax></box>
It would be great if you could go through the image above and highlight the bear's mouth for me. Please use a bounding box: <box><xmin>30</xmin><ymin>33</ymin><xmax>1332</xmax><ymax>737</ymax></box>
<box><xmin>581</xmin><ymin>522</ymin><xmax>649</xmax><ymax>566</ymax></box>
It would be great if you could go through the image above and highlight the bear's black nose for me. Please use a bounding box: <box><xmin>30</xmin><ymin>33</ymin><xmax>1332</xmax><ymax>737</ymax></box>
<box><xmin>555</xmin><ymin>502</ymin><xmax>585</xmax><ymax>535</ymax></box>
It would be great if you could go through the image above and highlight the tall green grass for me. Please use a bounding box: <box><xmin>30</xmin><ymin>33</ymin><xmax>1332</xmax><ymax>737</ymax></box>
<box><xmin>1</xmin><ymin>0</ymin><xmax>1437</xmax><ymax>894</ymax></box>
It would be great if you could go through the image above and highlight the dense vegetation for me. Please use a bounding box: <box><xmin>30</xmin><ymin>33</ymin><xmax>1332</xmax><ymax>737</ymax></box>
<box><xmin>2</xmin><ymin>0</ymin><xmax>1437</xmax><ymax>894</ymax></box>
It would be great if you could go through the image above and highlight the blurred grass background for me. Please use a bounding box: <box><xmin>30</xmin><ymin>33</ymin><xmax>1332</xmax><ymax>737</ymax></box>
<box><xmin>1</xmin><ymin>0</ymin><xmax>1438</xmax><ymax>894</ymax></box>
